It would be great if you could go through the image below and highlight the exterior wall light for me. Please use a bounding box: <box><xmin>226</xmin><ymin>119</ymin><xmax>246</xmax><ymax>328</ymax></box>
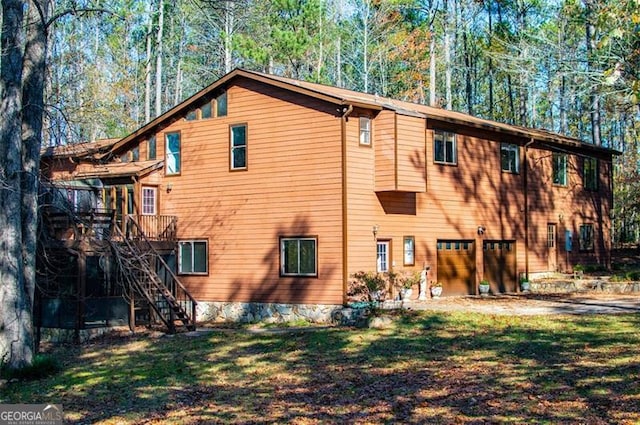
<box><xmin>372</xmin><ymin>224</ymin><xmax>379</xmax><ymax>238</ymax></box>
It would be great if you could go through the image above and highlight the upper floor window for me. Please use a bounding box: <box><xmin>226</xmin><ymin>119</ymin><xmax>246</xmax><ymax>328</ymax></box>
<box><xmin>501</xmin><ymin>143</ymin><xmax>519</xmax><ymax>173</ymax></box>
<box><xmin>179</xmin><ymin>240</ymin><xmax>208</xmax><ymax>274</ymax></box>
<box><xmin>281</xmin><ymin>237</ymin><xmax>317</xmax><ymax>277</ymax></box>
<box><xmin>131</xmin><ymin>146</ymin><xmax>140</xmax><ymax>162</ymax></box>
<box><xmin>552</xmin><ymin>152</ymin><xmax>567</xmax><ymax>186</ymax></box>
<box><xmin>185</xmin><ymin>110</ymin><xmax>197</xmax><ymax>121</ymax></box>
<box><xmin>583</xmin><ymin>157</ymin><xmax>598</xmax><ymax>191</ymax></box>
<box><xmin>216</xmin><ymin>92</ymin><xmax>228</xmax><ymax>117</ymax></box>
<box><xmin>579</xmin><ymin>224</ymin><xmax>594</xmax><ymax>251</ymax></box>
<box><xmin>147</xmin><ymin>136</ymin><xmax>156</xmax><ymax>160</ymax></box>
<box><xmin>201</xmin><ymin>101</ymin><xmax>212</xmax><ymax>119</ymax></box>
<box><xmin>359</xmin><ymin>117</ymin><xmax>371</xmax><ymax>146</ymax></box>
<box><xmin>434</xmin><ymin>130</ymin><xmax>456</xmax><ymax>165</ymax></box>
<box><xmin>165</xmin><ymin>132</ymin><xmax>181</xmax><ymax>175</ymax></box>
<box><xmin>230</xmin><ymin>124</ymin><xmax>247</xmax><ymax>170</ymax></box>
<box><xmin>141</xmin><ymin>186</ymin><xmax>157</xmax><ymax>215</ymax></box>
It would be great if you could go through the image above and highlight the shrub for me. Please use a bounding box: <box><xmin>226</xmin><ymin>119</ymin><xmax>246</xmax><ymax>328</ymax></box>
<box><xmin>0</xmin><ymin>354</ymin><xmax>60</xmax><ymax>381</ymax></box>
<box><xmin>348</xmin><ymin>271</ymin><xmax>388</xmax><ymax>302</ymax></box>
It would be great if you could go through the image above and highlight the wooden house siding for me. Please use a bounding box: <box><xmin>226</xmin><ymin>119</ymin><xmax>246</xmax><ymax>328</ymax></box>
<box><xmin>42</xmin><ymin>69</ymin><xmax>615</xmax><ymax>304</ymax></box>
<box><xmin>138</xmin><ymin>79</ymin><xmax>345</xmax><ymax>304</ymax></box>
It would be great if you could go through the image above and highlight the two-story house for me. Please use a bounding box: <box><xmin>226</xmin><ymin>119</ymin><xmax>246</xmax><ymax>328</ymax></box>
<box><xmin>40</xmin><ymin>68</ymin><xmax>615</xmax><ymax>327</ymax></box>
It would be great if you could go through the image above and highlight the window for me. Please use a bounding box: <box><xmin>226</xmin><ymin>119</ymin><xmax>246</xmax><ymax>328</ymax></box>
<box><xmin>376</xmin><ymin>241</ymin><xmax>389</xmax><ymax>272</ymax></box>
<box><xmin>281</xmin><ymin>237</ymin><xmax>317</xmax><ymax>276</ymax></box>
<box><xmin>552</xmin><ymin>152</ymin><xmax>567</xmax><ymax>186</ymax></box>
<box><xmin>583</xmin><ymin>157</ymin><xmax>598</xmax><ymax>190</ymax></box>
<box><xmin>147</xmin><ymin>136</ymin><xmax>156</xmax><ymax>160</ymax></box>
<box><xmin>230</xmin><ymin>124</ymin><xmax>247</xmax><ymax>170</ymax></box>
<box><xmin>547</xmin><ymin>224</ymin><xmax>556</xmax><ymax>248</ymax></box>
<box><xmin>579</xmin><ymin>224</ymin><xmax>594</xmax><ymax>251</ymax></box>
<box><xmin>141</xmin><ymin>186</ymin><xmax>157</xmax><ymax>215</ymax></box>
<box><xmin>165</xmin><ymin>132</ymin><xmax>181</xmax><ymax>175</ymax></box>
<box><xmin>179</xmin><ymin>240</ymin><xmax>208</xmax><ymax>274</ymax></box>
<box><xmin>501</xmin><ymin>143</ymin><xmax>519</xmax><ymax>173</ymax></box>
<box><xmin>131</xmin><ymin>146</ymin><xmax>140</xmax><ymax>162</ymax></box>
<box><xmin>216</xmin><ymin>92</ymin><xmax>228</xmax><ymax>117</ymax></box>
<box><xmin>403</xmin><ymin>236</ymin><xmax>415</xmax><ymax>266</ymax></box>
<box><xmin>185</xmin><ymin>110</ymin><xmax>197</xmax><ymax>121</ymax></box>
<box><xmin>201</xmin><ymin>102</ymin><xmax>212</xmax><ymax>119</ymax></box>
<box><xmin>434</xmin><ymin>130</ymin><xmax>456</xmax><ymax>164</ymax></box>
<box><xmin>359</xmin><ymin>117</ymin><xmax>371</xmax><ymax>146</ymax></box>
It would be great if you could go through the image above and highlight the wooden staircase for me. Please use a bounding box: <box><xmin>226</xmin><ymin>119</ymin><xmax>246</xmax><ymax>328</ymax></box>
<box><xmin>112</xmin><ymin>220</ymin><xmax>197</xmax><ymax>333</ymax></box>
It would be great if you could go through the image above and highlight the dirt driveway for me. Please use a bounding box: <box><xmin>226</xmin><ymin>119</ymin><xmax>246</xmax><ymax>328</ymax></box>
<box><xmin>404</xmin><ymin>293</ymin><xmax>640</xmax><ymax>315</ymax></box>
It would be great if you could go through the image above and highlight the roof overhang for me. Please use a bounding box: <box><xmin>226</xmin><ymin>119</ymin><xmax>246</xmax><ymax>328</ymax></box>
<box><xmin>72</xmin><ymin>160</ymin><xmax>164</xmax><ymax>180</ymax></box>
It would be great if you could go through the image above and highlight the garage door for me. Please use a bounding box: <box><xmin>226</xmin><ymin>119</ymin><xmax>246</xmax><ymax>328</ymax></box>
<box><xmin>483</xmin><ymin>241</ymin><xmax>517</xmax><ymax>293</ymax></box>
<box><xmin>437</xmin><ymin>240</ymin><xmax>475</xmax><ymax>296</ymax></box>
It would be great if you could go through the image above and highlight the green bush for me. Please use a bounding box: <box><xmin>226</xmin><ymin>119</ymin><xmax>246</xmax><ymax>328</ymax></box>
<box><xmin>0</xmin><ymin>354</ymin><xmax>60</xmax><ymax>381</ymax></box>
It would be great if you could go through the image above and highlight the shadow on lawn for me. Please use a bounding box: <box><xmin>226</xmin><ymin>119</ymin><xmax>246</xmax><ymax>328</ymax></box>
<box><xmin>2</xmin><ymin>313</ymin><xmax>640</xmax><ymax>424</ymax></box>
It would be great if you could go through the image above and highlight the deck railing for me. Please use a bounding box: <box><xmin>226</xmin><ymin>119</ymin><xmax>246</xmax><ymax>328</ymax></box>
<box><xmin>125</xmin><ymin>214</ymin><xmax>177</xmax><ymax>242</ymax></box>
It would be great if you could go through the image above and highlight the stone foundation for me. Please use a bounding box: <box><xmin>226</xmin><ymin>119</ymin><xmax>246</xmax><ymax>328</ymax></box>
<box><xmin>196</xmin><ymin>301</ymin><xmax>349</xmax><ymax>324</ymax></box>
<box><xmin>531</xmin><ymin>279</ymin><xmax>640</xmax><ymax>294</ymax></box>
<box><xmin>38</xmin><ymin>326</ymin><xmax>131</xmax><ymax>344</ymax></box>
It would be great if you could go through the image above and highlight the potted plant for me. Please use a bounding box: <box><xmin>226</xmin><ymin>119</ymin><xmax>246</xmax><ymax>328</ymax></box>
<box><xmin>392</xmin><ymin>270</ymin><xmax>420</xmax><ymax>300</ymax></box>
<box><xmin>430</xmin><ymin>281</ymin><xmax>443</xmax><ymax>298</ymax></box>
<box><xmin>479</xmin><ymin>279</ymin><xmax>490</xmax><ymax>296</ymax></box>
<box><xmin>349</xmin><ymin>271</ymin><xmax>388</xmax><ymax>302</ymax></box>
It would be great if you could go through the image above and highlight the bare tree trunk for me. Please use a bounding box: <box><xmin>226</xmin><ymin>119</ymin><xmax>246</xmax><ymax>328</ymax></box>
<box><xmin>144</xmin><ymin>0</ymin><xmax>153</xmax><ymax>123</ymax></box>
<box><xmin>21</xmin><ymin>0</ymin><xmax>50</xmax><ymax>350</ymax></box>
<box><xmin>584</xmin><ymin>0</ymin><xmax>601</xmax><ymax>145</ymax></box>
<box><xmin>223</xmin><ymin>0</ymin><xmax>233</xmax><ymax>73</ymax></box>
<box><xmin>429</xmin><ymin>22</ymin><xmax>436</xmax><ymax>106</ymax></box>
<box><xmin>0</xmin><ymin>0</ymin><xmax>34</xmax><ymax>370</ymax></box>
<box><xmin>444</xmin><ymin>0</ymin><xmax>452</xmax><ymax>109</ymax></box>
<box><xmin>155</xmin><ymin>0</ymin><xmax>164</xmax><ymax>118</ymax></box>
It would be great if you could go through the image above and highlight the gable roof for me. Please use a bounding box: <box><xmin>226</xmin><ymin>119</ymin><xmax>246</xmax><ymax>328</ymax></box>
<box><xmin>41</xmin><ymin>138</ymin><xmax>120</xmax><ymax>159</ymax></box>
<box><xmin>105</xmin><ymin>68</ymin><xmax>618</xmax><ymax>158</ymax></box>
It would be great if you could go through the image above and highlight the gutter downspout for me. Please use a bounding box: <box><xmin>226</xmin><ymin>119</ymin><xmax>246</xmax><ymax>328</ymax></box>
<box><xmin>524</xmin><ymin>138</ymin><xmax>535</xmax><ymax>281</ymax></box>
<box><xmin>341</xmin><ymin>104</ymin><xmax>354</xmax><ymax>305</ymax></box>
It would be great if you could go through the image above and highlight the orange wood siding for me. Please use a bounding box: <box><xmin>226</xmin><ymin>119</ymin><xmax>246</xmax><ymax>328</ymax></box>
<box><xmin>395</xmin><ymin>115</ymin><xmax>427</xmax><ymax>192</ymax></box>
<box><xmin>139</xmin><ymin>79</ymin><xmax>344</xmax><ymax>305</ymax></box>
<box><xmin>374</xmin><ymin>110</ymin><xmax>396</xmax><ymax>191</ymax></box>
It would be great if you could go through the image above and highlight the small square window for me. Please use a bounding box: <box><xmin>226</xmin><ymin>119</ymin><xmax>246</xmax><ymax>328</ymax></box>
<box><xmin>501</xmin><ymin>143</ymin><xmax>519</xmax><ymax>173</ymax></box>
<box><xmin>434</xmin><ymin>130</ymin><xmax>456</xmax><ymax>165</ymax></box>
<box><xmin>281</xmin><ymin>237</ymin><xmax>317</xmax><ymax>276</ymax></box>
<box><xmin>179</xmin><ymin>240</ymin><xmax>208</xmax><ymax>274</ymax></box>
<box><xmin>359</xmin><ymin>117</ymin><xmax>371</xmax><ymax>146</ymax></box>
<box><xmin>552</xmin><ymin>152</ymin><xmax>568</xmax><ymax>186</ymax></box>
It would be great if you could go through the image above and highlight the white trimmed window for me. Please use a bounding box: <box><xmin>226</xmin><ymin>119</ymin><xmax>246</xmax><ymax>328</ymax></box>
<box><xmin>281</xmin><ymin>237</ymin><xmax>317</xmax><ymax>276</ymax></box>
<box><xmin>377</xmin><ymin>241</ymin><xmax>389</xmax><ymax>272</ymax></box>
<box><xmin>230</xmin><ymin>124</ymin><xmax>247</xmax><ymax>170</ymax></box>
<box><xmin>141</xmin><ymin>186</ymin><xmax>157</xmax><ymax>215</ymax></box>
<box><xmin>434</xmin><ymin>130</ymin><xmax>457</xmax><ymax>165</ymax></box>
<box><xmin>403</xmin><ymin>236</ymin><xmax>415</xmax><ymax>266</ymax></box>
<box><xmin>165</xmin><ymin>132</ymin><xmax>181</xmax><ymax>175</ymax></box>
<box><xmin>552</xmin><ymin>152</ymin><xmax>568</xmax><ymax>186</ymax></box>
<box><xmin>179</xmin><ymin>240</ymin><xmax>208</xmax><ymax>274</ymax></box>
<box><xmin>359</xmin><ymin>117</ymin><xmax>371</xmax><ymax>146</ymax></box>
<box><xmin>501</xmin><ymin>143</ymin><xmax>519</xmax><ymax>173</ymax></box>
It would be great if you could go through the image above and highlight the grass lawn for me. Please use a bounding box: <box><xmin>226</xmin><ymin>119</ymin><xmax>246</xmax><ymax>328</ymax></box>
<box><xmin>2</xmin><ymin>311</ymin><xmax>640</xmax><ymax>424</ymax></box>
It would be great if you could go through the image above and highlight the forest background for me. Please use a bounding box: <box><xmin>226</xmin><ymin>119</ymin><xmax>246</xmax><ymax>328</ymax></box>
<box><xmin>13</xmin><ymin>0</ymin><xmax>640</xmax><ymax>242</ymax></box>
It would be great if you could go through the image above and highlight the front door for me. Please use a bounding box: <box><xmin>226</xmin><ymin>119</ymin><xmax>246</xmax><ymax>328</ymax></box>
<box><xmin>376</xmin><ymin>241</ymin><xmax>390</xmax><ymax>272</ymax></box>
<box><xmin>547</xmin><ymin>223</ymin><xmax>557</xmax><ymax>271</ymax></box>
